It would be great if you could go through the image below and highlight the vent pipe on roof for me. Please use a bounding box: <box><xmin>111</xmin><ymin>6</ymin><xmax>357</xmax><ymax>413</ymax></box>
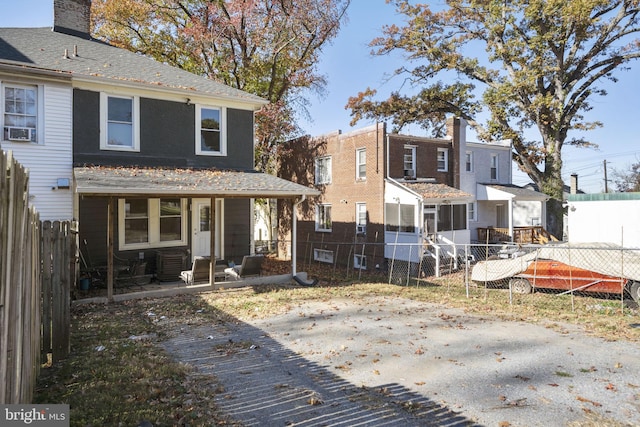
<box><xmin>53</xmin><ymin>0</ymin><xmax>92</xmax><ymax>39</ymax></box>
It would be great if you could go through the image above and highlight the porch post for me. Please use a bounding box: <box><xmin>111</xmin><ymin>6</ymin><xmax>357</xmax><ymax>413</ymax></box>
<box><xmin>292</xmin><ymin>199</ymin><xmax>298</xmax><ymax>276</ymax></box>
<box><xmin>210</xmin><ymin>197</ymin><xmax>216</xmax><ymax>287</ymax></box>
<box><xmin>107</xmin><ymin>197</ymin><xmax>114</xmax><ymax>301</ymax></box>
<box><xmin>508</xmin><ymin>198</ymin><xmax>514</xmax><ymax>242</ymax></box>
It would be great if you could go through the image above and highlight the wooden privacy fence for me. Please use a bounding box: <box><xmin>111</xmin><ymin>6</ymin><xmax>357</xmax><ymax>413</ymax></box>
<box><xmin>0</xmin><ymin>150</ymin><xmax>75</xmax><ymax>404</ymax></box>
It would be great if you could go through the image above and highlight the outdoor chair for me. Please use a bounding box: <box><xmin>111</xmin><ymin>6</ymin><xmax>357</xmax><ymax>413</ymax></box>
<box><xmin>224</xmin><ymin>255</ymin><xmax>264</xmax><ymax>280</ymax></box>
<box><xmin>180</xmin><ymin>256</ymin><xmax>210</xmax><ymax>285</ymax></box>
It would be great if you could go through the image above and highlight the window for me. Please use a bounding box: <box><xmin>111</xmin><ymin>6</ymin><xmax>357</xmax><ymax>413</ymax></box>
<box><xmin>468</xmin><ymin>202</ymin><xmax>476</xmax><ymax>221</ymax></box>
<box><xmin>437</xmin><ymin>204</ymin><xmax>467</xmax><ymax>231</ymax></box>
<box><xmin>315</xmin><ymin>156</ymin><xmax>332</xmax><ymax>185</ymax></box>
<box><xmin>490</xmin><ymin>154</ymin><xmax>498</xmax><ymax>180</ymax></box>
<box><xmin>356</xmin><ymin>203</ymin><xmax>367</xmax><ymax>234</ymax></box>
<box><xmin>316</xmin><ymin>204</ymin><xmax>332</xmax><ymax>232</ymax></box>
<box><xmin>101</xmin><ymin>93</ymin><xmax>139</xmax><ymax>151</ymax></box>
<box><xmin>2</xmin><ymin>83</ymin><xmax>40</xmax><ymax>143</ymax></box>
<box><xmin>404</xmin><ymin>145</ymin><xmax>416</xmax><ymax>177</ymax></box>
<box><xmin>437</xmin><ymin>148</ymin><xmax>448</xmax><ymax>172</ymax></box>
<box><xmin>465</xmin><ymin>151</ymin><xmax>473</xmax><ymax>172</ymax></box>
<box><xmin>354</xmin><ymin>254</ymin><xmax>367</xmax><ymax>270</ymax></box>
<box><xmin>196</xmin><ymin>105</ymin><xmax>226</xmax><ymax>155</ymax></box>
<box><xmin>314</xmin><ymin>248</ymin><xmax>334</xmax><ymax>263</ymax></box>
<box><xmin>356</xmin><ymin>148</ymin><xmax>366</xmax><ymax>180</ymax></box>
<box><xmin>160</xmin><ymin>199</ymin><xmax>182</xmax><ymax>242</ymax></box>
<box><xmin>385</xmin><ymin>203</ymin><xmax>415</xmax><ymax>233</ymax></box>
<box><xmin>119</xmin><ymin>198</ymin><xmax>187</xmax><ymax>250</ymax></box>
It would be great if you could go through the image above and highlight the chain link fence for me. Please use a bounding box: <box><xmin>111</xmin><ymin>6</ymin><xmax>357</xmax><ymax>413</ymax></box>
<box><xmin>295</xmin><ymin>238</ymin><xmax>640</xmax><ymax>311</ymax></box>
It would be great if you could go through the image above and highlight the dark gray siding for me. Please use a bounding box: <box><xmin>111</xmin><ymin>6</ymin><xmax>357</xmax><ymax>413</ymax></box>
<box><xmin>73</xmin><ymin>89</ymin><xmax>256</xmax><ymax>170</ymax></box>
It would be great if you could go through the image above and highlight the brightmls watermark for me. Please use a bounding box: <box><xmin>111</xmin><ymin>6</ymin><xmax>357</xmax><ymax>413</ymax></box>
<box><xmin>1</xmin><ymin>405</ymin><xmax>69</xmax><ymax>426</ymax></box>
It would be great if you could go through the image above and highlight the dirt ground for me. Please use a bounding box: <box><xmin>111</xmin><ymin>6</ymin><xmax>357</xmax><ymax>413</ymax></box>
<box><xmin>159</xmin><ymin>295</ymin><xmax>640</xmax><ymax>427</ymax></box>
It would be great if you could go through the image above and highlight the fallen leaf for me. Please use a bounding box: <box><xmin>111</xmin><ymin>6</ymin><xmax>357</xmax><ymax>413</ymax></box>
<box><xmin>577</xmin><ymin>396</ymin><xmax>602</xmax><ymax>407</ymax></box>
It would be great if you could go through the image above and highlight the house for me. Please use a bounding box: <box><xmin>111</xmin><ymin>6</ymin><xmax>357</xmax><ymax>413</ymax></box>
<box><xmin>0</xmin><ymin>0</ymin><xmax>319</xmax><ymax>295</ymax></box>
<box><xmin>278</xmin><ymin>118</ymin><xmax>548</xmax><ymax>274</ymax></box>
<box><xmin>0</xmin><ymin>43</ymin><xmax>73</xmax><ymax>221</ymax></box>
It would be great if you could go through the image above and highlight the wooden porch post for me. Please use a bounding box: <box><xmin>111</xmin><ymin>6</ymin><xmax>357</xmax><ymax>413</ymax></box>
<box><xmin>107</xmin><ymin>197</ymin><xmax>114</xmax><ymax>301</ymax></box>
<box><xmin>210</xmin><ymin>197</ymin><xmax>216</xmax><ymax>287</ymax></box>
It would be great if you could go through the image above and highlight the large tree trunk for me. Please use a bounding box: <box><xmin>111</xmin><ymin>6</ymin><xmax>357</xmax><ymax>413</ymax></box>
<box><xmin>540</xmin><ymin>146</ymin><xmax>565</xmax><ymax>239</ymax></box>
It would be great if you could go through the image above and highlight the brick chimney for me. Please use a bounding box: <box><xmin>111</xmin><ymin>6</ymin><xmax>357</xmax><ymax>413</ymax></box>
<box><xmin>53</xmin><ymin>0</ymin><xmax>92</xmax><ymax>39</ymax></box>
<box><xmin>570</xmin><ymin>173</ymin><xmax>578</xmax><ymax>195</ymax></box>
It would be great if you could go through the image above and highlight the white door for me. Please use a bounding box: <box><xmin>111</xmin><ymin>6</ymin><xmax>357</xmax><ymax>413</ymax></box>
<box><xmin>191</xmin><ymin>198</ymin><xmax>223</xmax><ymax>261</ymax></box>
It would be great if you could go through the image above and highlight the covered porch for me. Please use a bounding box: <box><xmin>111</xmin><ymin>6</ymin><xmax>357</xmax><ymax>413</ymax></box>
<box><xmin>475</xmin><ymin>183</ymin><xmax>550</xmax><ymax>242</ymax></box>
<box><xmin>74</xmin><ymin>166</ymin><xmax>319</xmax><ymax>301</ymax></box>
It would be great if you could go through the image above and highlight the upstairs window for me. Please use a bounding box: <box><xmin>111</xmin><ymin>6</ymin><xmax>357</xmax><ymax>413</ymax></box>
<box><xmin>196</xmin><ymin>105</ymin><xmax>226</xmax><ymax>155</ymax></box>
<box><xmin>465</xmin><ymin>151</ymin><xmax>473</xmax><ymax>172</ymax></box>
<box><xmin>437</xmin><ymin>148</ymin><xmax>448</xmax><ymax>172</ymax></box>
<box><xmin>2</xmin><ymin>83</ymin><xmax>40</xmax><ymax>143</ymax></box>
<box><xmin>356</xmin><ymin>148</ymin><xmax>366</xmax><ymax>180</ymax></box>
<box><xmin>404</xmin><ymin>145</ymin><xmax>416</xmax><ymax>177</ymax></box>
<box><xmin>101</xmin><ymin>93</ymin><xmax>139</xmax><ymax>151</ymax></box>
<box><xmin>315</xmin><ymin>156</ymin><xmax>332</xmax><ymax>185</ymax></box>
<box><xmin>491</xmin><ymin>154</ymin><xmax>498</xmax><ymax>180</ymax></box>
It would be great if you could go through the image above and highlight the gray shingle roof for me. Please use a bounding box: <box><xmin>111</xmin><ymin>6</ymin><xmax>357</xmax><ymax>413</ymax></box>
<box><xmin>483</xmin><ymin>183</ymin><xmax>548</xmax><ymax>200</ymax></box>
<box><xmin>402</xmin><ymin>181</ymin><xmax>473</xmax><ymax>201</ymax></box>
<box><xmin>74</xmin><ymin>166</ymin><xmax>320</xmax><ymax>198</ymax></box>
<box><xmin>0</xmin><ymin>27</ymin><xmax>267</xmax><ymax>107</ymax></box>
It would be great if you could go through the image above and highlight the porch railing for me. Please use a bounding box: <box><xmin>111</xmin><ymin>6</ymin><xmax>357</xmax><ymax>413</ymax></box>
<box><xmin>477</xmin><ymin>226</ymin><xmax>558</xmax><ymax>244</ymax></box>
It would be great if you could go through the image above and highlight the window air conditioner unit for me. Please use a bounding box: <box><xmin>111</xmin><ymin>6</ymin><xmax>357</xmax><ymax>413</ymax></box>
<box><xmin>356</xmin><ymin>225</ymin><xmax>366</xmax><ymax>234</ymax></box>
<box><xmin>7</xmin><ymin>127</ymin><xmax>32</xmax><ymax>142</ymax></box>
<box><xmin>404</xmin><ymin>169</ymin><xmax>415</xmax><ymax>179</ymax></box>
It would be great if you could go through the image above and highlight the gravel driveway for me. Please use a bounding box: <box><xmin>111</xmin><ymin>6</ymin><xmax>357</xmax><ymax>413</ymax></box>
<box><xmin>161</xmin><ymin>295</ymin><xmax>640</xmax><ymax>426</ymax></box>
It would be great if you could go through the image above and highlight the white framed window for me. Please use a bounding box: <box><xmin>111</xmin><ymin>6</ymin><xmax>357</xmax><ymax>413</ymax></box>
<box><xmin>316</xmin><ymin>204</ymin><xmax>332</xmax><ymax>232</ymax></box>
<box><xmin>315</xmin><ymin>156</ymin><xmax>332</xmax><ymax>185</ymax></box>
<box><xmin>404</xmin><ymin>145</ymin><xmax>416</xmax><ymax>177</ymax></box>
<box><xmin>490</xmin><ymin>154</ymin><xmax>498</xmax><ymax>180</ymax></box>
<box><xmin>354</xmin><ymin>254</ymin><xmax>367</xmax><ymax>270</ymax></box>
<box><xmin>356</xmin><ymin>202</ymin><xmax>367</xmax><ymax>234</ymax></box>
<box><xmin>385</xmin><ymin>203</ymin><xmax>415</xmax><ymax>233</ymax></box>
<box><xmin>465</xmin><ymin>151</ymin><xmax>473</xmax><ymax>172</ymax></box>
<box><xmin>196</xmin><ymin>105</ymin><xmax>227</xmax><ymax>156</ymax></box>
<box><xmin>314</xmin><ymin>248</ymin><xmax>334</xmax><ymax>264</ymax></box>
<box><xmin>2</xmin><ymin>82</ymin><xmax>43</xmax><ymax>144</ymax></box>
<box><xmin>468</xmin><ymin>202</ymin><xmax>477</xmax><ymax>221</ymax></box>
<box><xmin>100</xmin><ymin>93</ymin><xmax>140</xmax><ymax>151</ymax></box>
<box><xmin>118</xmin><ymin>198</ymin><xmax>187</xmax><ymax>250</ymax></box>
<box><xmin>356</xmin><ymin>148</ymin><xmax>366</xmax><ymax>180</ymax></box>
<box><xmin>437</xmin><ymin>148</ymin><xmax>448</xmax><ymax>172</ymax></box>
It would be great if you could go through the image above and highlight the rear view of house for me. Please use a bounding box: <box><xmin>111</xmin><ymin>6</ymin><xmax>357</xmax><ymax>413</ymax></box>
<box><xmin>1</xmin><ymin>0</ymin><xmax>318</xmax><ymax>294</ymax></box>
<box><xmin>279</xmin><ymin>117</ymin><xmax>548</xmax><ymax>275</ymax></box>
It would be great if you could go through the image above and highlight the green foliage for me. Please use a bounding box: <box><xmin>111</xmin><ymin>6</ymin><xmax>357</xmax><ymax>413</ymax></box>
<box><xmin>348</xmin><ymin>0</ymin><xmax>640</xmax><ymax>233</ymax></box>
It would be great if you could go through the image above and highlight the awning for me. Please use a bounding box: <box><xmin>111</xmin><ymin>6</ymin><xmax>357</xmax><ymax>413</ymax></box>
<box><xmin>477</xmin><ymin>183</ymin><xmax>548</xmax><ymax>201</ymax></box>
<box><xmin>74</xmin><ymin>166</ymin><xmax>320</xmax><ymax>198</ymax></box>
<box><xmin>402</xmin><ymin>181</ymin><xmax>473</xmax><ymax>203</ymax></box>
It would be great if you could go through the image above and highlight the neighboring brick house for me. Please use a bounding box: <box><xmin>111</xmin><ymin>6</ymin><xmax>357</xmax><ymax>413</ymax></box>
<box><xmin>1</xmin><ymin>0</ymin><xmax>318</xmax><ymax>294</ymax></box>
<box><xmin>279</xmin><ymin>117</ymin><xmax>548</xmax><ymax>272</ymax></box>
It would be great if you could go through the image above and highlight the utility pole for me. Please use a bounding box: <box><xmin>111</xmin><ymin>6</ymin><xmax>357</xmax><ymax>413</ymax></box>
<box><xmin>603</xmin><ymin>159</ymin><xmax>608</xmax><ymax>193</ymax></box>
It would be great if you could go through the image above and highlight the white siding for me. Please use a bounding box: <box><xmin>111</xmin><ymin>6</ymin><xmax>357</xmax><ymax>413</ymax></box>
<box><xmin>3</xmin><ymin>83</ymin><xmax>73</xmax><ymax>220</ymax></box>
<box><xmin>567</xmin><ymin>199</ymin><xmax>640</xmax><ymax>248</ymax></box>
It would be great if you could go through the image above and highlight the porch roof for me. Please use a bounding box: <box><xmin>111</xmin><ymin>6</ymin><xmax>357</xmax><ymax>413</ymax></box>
<box><xmin>74</xmin><ymin>166</ymin><xmax>320</xmax><ymax>198</ymax></box>
<box><xmin>402</xmin><ymin>181</ymin><xmax>473</xmax><ymax>203</ymax></box>
<box><xmin>478</xmin><ymin>183</ymin><xmax>548</xmax><ymax>201</ymax></box>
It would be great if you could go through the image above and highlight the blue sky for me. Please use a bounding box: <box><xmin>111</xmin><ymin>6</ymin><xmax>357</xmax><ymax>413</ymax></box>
<box><xmin>2</xmin><ymin>0</ymin><xmax>639</xmax><ymax>193</ymax></box>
